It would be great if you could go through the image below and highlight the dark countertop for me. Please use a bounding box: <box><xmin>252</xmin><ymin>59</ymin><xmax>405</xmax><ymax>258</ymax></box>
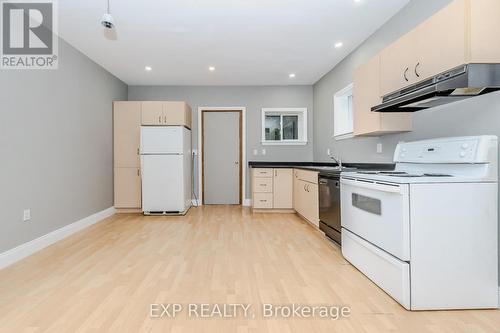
<box><xmin>248</xmin><ymin>161</ymin><xmax>395</xmax><ymax>172</ymax></box>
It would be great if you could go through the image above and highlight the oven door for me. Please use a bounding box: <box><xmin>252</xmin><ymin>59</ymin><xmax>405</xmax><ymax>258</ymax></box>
<box><xmin>341</xmin><ymin>177</ymin><xmax>410</xmax><ymax>261</ymax></box>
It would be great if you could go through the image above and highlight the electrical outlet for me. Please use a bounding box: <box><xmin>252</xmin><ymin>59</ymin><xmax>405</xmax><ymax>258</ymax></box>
<box><xmin>261</xmin><ymin>149</ymin><xmax>266</xmax><ymax>155</ymax></box>
<box><xmin>377</xmin><ymin>143</ymin><xmax>383</xmax><ymax>154</ymax></box>
<box><xmin>253</xmin><ymin>149</ymin><xmax>258</xmax><ymax>156</ymax></box>
<box><xmin>192</xmin><ymin>149</ymin><xmax>198</xmax><ymax>156</ymax></box>
<box><xmin>23</xmin><ymin>209</ymin><xmax>31</xmax><ymax>222</ymax></box>
<box><xmin>327</xmin><ymin>148</ymin><xmax>331</xmax><ymax>156</ymax></box>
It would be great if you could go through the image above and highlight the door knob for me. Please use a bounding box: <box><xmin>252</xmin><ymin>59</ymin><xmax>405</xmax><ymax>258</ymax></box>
<box><xmin>235</xmin><ymin>161</ymin><xmax>239</xmax><ymax>165</ymax></box>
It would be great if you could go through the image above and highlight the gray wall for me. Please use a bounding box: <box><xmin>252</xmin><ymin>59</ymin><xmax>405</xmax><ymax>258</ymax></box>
<box><xmin>128</xmin><ymin>85</ymin><xmax>314</xmax><ymax>199</ymax></box>
<box><xmin>0</xmin><ymin>38</ymin><xmax>127</xmax><ymax>253</ymax></box>
<box><xmin>313</xmin><ymin>0</ymin><xmax>500</xmax><ymax>282</ymax></box>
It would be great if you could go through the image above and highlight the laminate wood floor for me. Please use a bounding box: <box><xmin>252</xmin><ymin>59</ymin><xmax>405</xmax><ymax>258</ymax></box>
<box><xmin>0</xmin><ymin>206</ymin><xmax>499</xmax><ymax>332</ymax></box>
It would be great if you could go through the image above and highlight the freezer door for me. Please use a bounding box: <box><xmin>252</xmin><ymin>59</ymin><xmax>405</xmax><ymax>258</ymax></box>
<box><xmin>140</xmin><ymin>126</ymin><xmax>184</xmax><ymax>154</ymax></box>
<box><xmin>141</xmin><ymin>155</ymin><xmax>185</xmax><ymax>212</ymax></box>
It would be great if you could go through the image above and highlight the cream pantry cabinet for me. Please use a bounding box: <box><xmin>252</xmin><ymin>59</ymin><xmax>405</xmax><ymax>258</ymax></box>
<box><xmin>114</xmin><ymin>101</ymin><xmax>141</xmax><ymax>168</ymax></box>
<box><xmin>379</xmin><ymin>0</ymin><xmax>500</xmax><ymax>97</ymax></box>
<box><xmin>113</xmin><ymin>102</ymin><xmax>142</xmax><ymax>209</ymax></box>
<box><xmin>353</xmin><ymin>55</ymin><xmax>412</xmax><ymax>136</ymax></box>
<box><xmin>141</xmin><ymin>101</ymin><xmax>192</xmax><ymax>128</ymax></box>
<box><xmin>114</xmin><ymin>167</ymin><xmax>141</xmax><ymax>208</ymax></box>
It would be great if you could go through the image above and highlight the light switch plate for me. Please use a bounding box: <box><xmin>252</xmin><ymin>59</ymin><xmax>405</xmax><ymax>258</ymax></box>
<box><xmin>327</xmin><ymin>148</ymin><xmax>331</xmax><ymax>156</ymax></box>
<box><xmin>377</xmin><ymin>143</ymin><xmax>383</xmax><ymax>154</ymax></box>
<box><xmin>253</xmin><ymin>149</ymin><xmax>258</xmax><ymax>156</ymax></box>
<box><xmin>23</xmin><ymin>209</ymin><xmax>31</xmax><ymax>222</ymax></box>
<box><xmin>261</xmin><ymin>149</ymin><xmax>266</xmax><ymax>155</ymax></box>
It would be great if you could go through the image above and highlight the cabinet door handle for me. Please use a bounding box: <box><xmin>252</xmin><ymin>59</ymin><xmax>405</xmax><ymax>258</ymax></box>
<box><xmin>158</xmin><ymin>116</ymin><xmax>161</xmax><ymax>124</ymax></box>
<box><xmin>304</xmin><ymin>184</ymin><xmax>307</xmax><ymax>191</ymax></box>
<box><xmin>137</xmin><ymin>148</ymin><xmax>140</xmax><ymax>155</ymax></box>
<box><xmin>275</xmin><ymin>170</ymin><xmax>277</xmax><ymax>177</ymax></box>
<box><xmin>307</xmin><ymin>184</ymin><xmax>310</xmax><ymax>192</ymax></box>
<box><xmin>137</xmin><ymin>169</ymin><xmax>140</xmax><ymax>176</ymax></box>
<box><xmin>164</xmin><ymin>115</ymin><xmax>167</xmax><ymax>124</ymax></box>
<box><xmin>404</xmin><ymin>67</ymin><xmax>409</xmax><ymax>82</ymax></box>
<box><xmin>415</xmin><ymin>62</ymin><xmax>421</xmax><ymax>78</ymax></box>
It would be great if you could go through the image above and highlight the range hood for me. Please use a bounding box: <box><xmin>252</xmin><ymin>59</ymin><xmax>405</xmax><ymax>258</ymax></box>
<box><xmin>372</xmin><ymin>64</ymin><xmax>500</xmax><ymax>113</ymax></box>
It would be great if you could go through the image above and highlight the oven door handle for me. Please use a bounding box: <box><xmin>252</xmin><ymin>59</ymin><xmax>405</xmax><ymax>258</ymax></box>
<box><xmin>341</xmin><ymin>178</ymin><xmax>403</xmax><ymax>194</ymax></box>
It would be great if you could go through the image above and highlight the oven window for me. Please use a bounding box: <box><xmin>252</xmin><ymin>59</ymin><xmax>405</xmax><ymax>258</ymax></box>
<box><xmin>352</xmin><ymin>193</ymin><xmax>381</xmax><ymax>215</ymax></box>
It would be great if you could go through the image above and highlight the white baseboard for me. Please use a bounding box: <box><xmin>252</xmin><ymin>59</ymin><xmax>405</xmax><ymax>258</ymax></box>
<box><xmin>0</xmin><ymin>207</ymin><xmax>115</xmax><ymax>270</ymax></box>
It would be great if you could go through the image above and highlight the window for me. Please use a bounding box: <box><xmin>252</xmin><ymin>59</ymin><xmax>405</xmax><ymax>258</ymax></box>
<box><xmin>334</xmin><ymin>83</ymin><xmax>354</xmax><ymax>139</ymax></box>
<box><xmin>261</xmin><ymin>108</ymin><xmax>307</xmax><ymax>145</ymax></box>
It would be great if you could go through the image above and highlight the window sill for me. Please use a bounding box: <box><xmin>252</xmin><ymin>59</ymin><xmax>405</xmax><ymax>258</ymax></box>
<box><xmin>261</xmin><ymin>141</ymin><xmax>308</xmax><ymax>146</ymax></box>
<box><xmin>333</xmin><ymin>133</ymin><xmax>354</xmax><ymax>141</ymax></box>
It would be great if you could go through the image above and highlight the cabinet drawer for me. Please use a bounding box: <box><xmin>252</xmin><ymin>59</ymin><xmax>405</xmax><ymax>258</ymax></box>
<box><xmin>253</xmin><ymin>193</ymin><xmax>273</xmax><ymax>209</ymax></box>
<box><xmin>253</xmin><ymin>168</ymin><xmax>273</xmax><ymax>178</ymax></box>
<box><xmin>254</xmin><ymin>178</ymin><xmax>273</xmax><ymax>193</ymax></box>
<box><xmin>294</xmin><ymin>169</ymin><xmax>318</xmax><ymax>184</ymax></box>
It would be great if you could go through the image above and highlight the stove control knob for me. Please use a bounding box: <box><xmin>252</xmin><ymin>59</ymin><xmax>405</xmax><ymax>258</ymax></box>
<box><xmin>461</xmin><ymin>143</ymin><xmax>469</xmax><ymax>150</ymax></box>
<box><xmin>460</xmin><ymin>151</ymin><xmax>467</xmax><ymax>158</ymax></box>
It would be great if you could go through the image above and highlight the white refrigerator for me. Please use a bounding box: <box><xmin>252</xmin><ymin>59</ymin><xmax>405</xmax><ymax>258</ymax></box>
<box><xmin>140</xmin><ymin>126</ymin><xmax>192</xmax><ymax>214</ymax></box>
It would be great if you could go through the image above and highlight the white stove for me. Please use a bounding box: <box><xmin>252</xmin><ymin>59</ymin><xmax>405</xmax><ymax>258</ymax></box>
<box><xmin>340</xmin><ymin>136</ymin><xmax>498</xmax><ymax>310</ymax></box>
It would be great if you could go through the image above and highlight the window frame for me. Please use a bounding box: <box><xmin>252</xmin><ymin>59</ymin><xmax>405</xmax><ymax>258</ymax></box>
<box><xmin>333</xmin><ymin>83</ymin><xmax>354</xmax><ymax>140</ymax></box>
<box><xmin>261</xmin><ymin>108</ymin><xmax>308</xmax><ymax>146</ymax></box>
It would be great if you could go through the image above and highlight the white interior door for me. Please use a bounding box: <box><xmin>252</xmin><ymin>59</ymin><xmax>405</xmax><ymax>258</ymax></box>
<box><xmin>203</xmin><ymin>111</ymin><xmax>240</xmax><ymax>205</ymax></box>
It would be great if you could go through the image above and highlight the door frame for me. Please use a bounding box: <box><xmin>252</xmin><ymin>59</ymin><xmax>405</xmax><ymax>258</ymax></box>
<box><xmin>198</xmin><ymin>107</ymin><xmax>246</xmax><ymax>206</ymax></box>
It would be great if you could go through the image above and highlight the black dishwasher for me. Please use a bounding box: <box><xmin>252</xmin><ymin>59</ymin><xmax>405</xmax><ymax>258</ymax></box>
<box><xmin>319</xmin><ymin>175</ymin><xmax>342</xmax><ymax>244</ymax></box>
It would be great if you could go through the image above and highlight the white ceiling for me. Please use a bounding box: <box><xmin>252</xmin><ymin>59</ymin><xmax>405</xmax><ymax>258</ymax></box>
<box><xmin>58</xmin><ymin>0</ymin><xmax>409</xmax><ymax>86</ymax></box>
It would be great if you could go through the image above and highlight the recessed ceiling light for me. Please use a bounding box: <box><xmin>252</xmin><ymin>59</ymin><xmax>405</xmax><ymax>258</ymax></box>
<box><xmin>145</xmin><ymin>66</ymin><xmax>152</xmax><ymax>71</ymax></box>
<box><xmin>208</xmin><ymin>66</ymin><xmax>215</xmax><ymax>71</ymax></box>
<box><xmin>289</xmin><ymin>73</ymin><xmax>296</xmax><ymax>78</ymax></box>
<box><xmin>334</xmin><ymin>42</ymin><xmax>343</xmax><ymax>49</ymax></box>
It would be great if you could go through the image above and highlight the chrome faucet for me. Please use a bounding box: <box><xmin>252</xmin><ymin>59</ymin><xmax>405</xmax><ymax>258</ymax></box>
<box><xmin>329</xmin><ymin>153</ymin><xmax>342</xmax><ymax>168</ymax></box>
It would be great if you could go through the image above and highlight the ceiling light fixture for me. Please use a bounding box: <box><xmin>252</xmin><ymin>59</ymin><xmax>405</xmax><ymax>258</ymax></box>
<box><xmin>334</xmin><ymin>42</ymin><xmax>343</xmax><ymax>48</ymax></box>
<box><xmin>145</xmin><ymin>66</ymin><xmax>152</xmax><ymax>71</ymax></box>
<box><xmin>100</xmin><ymin>0</ymin><xmax>115</xmax><ymax>29</ymax></box>
<box><xmin>289</xmin><ymin>73</ymin><xmax>296</xmax><ymax>78</ymax></box>
<box><xmin>208</xmin><ymin>66</ymin><xmax>216</xmax><ymax>71</ymax></box>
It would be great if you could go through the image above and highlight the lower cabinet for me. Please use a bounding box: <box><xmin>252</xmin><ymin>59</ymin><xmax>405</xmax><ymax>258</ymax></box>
<box><xmin>252</xmin><ymin>168</ymin><xmax>293</xmax><ymax>210</ymax></box>
<box><xmin>253</xmin><ymin>167</ymin><xmax>319</xmax><ymax>227</ymax></box>
<box><xmin>293</xmin><ymin>170</ymin><xmax>319</xmax><ymax>227</ymax></box>
<box><xmin>114</xmin><ymin>167</ymin><xmax>141</xmax><ymax>208</ymax></box>
<box><xmin>273</xmin><ymin>169</ymin><xmax>293</xmax><ymax>209</ymax></box>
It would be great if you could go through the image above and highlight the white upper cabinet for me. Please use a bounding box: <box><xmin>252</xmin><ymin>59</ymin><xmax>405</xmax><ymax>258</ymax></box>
<box><xmin>379</xmin><ymin>0</ymin><xmax>500</xmax><ymax>97</ymax></box>
<box><xmin>380</xmin><ymin>31</ymin><xmax>418</xmax><ymax>97</ymax></box>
